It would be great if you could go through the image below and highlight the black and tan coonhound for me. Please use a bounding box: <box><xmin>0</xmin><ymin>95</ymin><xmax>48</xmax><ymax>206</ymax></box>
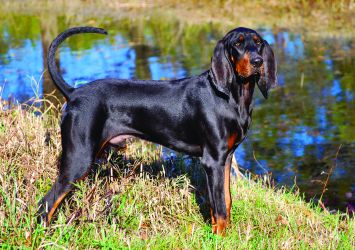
<box><xmin>38</xmin><ymin>26</ymin><xmax>277</xmax><ymax>235</ymax></box>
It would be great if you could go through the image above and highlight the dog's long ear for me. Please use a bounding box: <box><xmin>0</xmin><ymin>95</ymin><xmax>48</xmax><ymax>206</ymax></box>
<box><xmin>257</xmin><ymin>40</ymin><xmax>277</xmax><ymax>99</ymax></box>
<box><xmin>211</xmin><ymin>40</ymin><xmax>235</xmax><ymax>98</ymax></box>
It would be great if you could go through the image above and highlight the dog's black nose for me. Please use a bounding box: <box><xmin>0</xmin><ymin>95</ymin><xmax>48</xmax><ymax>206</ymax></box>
<box><xmin>251</xmin><ymin>57</ymin><xmax>263</xmax><ymax>68</ymax></box>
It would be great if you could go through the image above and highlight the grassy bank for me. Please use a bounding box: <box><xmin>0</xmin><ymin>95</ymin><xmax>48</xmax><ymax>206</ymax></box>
<box><xmin>0</xmin><ymin>101</ymin><xmax>354</xmax><ymax>249</ymax></box>
<box><xmin>1</xmin><ymin>0</ymin><xmax>354</xmax><ymax>37</ymax></box>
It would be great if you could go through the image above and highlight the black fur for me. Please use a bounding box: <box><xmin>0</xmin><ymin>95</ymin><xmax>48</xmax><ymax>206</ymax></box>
<box><xmin>38</xmin><ymin>26</ymin><xmax>277</xmax><ymax>234</ymax></box>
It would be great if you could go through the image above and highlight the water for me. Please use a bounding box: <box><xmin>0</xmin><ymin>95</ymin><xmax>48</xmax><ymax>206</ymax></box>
<box><xmin>1</xmin><ymin>15</ymin><xmax>354</xmax><ymax>213</ymax></box>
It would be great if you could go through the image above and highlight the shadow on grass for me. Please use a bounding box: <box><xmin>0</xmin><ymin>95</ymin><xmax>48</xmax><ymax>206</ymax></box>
<box><xmin>83</xmin><ymin>143</ymin><xmax>212</xmax><ymax>225</ymax></box>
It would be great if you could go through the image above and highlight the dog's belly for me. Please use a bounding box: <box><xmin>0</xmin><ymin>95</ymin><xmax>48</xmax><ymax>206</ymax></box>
<box><xmin>109</xmin><ymin>135</ymin><xmax>133</xmax><ymax>145</ymax></box>
<box><xmin>108</xmin><ymin>134</ymin><xmax>202</xmax><ymax>157</ymax></box>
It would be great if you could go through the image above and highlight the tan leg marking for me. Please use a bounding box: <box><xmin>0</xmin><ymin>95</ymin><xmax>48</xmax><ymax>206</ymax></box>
<box><xmin>211</xmin><ymin>159</ymin><xmax>231</xmax><ymax>236</ymax></box>
<box><xmin>46</xmin><ymin>168</ymin><xmax>92</xmax><ymax>224</ymax></box>
<box><xmin>47</xmin><ymin>191</ymin><xmax>70</xmax><ymax>224</ymax></box>
<box><xmin>216</xmin><ymin>217</ymin><xmax>227</xmax><ymax>236</ymax></box>
<box><xmin>224</xmin><ymin>160</ymin><xmax>231</xmax><ymax>224</ymax></box>
<box><xmin>212</xmin><ymin>217</ymin><xmax>227</xmax><ymax>236</ymax></box>
<box><xmin>211</xmin><ymin>207</ymin><xmax>217</xmax><ymax>233</ymax></box>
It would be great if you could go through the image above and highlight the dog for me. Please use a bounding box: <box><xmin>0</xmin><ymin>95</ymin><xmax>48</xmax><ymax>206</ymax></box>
<box><xmin>38</xmin><ymin>26</ymin><xmax>277</xmax><ymax>235</ymax></box>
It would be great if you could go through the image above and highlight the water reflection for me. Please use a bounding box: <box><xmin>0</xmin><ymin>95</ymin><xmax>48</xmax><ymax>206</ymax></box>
<box><xmin>0</xmin><ymin>15</ymin><xmax>354</xmax><ymax>213</ymax></box>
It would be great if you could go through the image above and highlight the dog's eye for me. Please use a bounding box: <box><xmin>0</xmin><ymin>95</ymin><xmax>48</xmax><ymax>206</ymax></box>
<box><xmin>235</xmin><ymin>42</ymin><xmax>241</xmax><ymax>47</ymax></box>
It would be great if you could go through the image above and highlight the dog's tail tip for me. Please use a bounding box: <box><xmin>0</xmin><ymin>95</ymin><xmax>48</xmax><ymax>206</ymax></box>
<box><xmin>87</xmin><ymin>27</ymin><xmax>108</xmax><ymax>35</ymax></box>
<box><xmin>48</xmin><ymin>26</ymin><xmax>108</xmax><ymax>100</ymax></box>
<box><xmin>102</xmin><ymin>29</ymin><xmax>108</xmax><ymax>35</ymax></box>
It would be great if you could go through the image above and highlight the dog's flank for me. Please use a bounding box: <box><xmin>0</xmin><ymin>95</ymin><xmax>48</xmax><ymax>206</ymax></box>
<box><xmin>38</xmin><ymin>26</ymin><xmax>277</xmax><ymax>235</ymax></box>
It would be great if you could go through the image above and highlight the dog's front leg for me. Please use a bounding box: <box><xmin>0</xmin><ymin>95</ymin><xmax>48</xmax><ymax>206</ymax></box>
<box><xmin>202</xmin><ymin>151</ymin><xmax>233</xmax><ymax>236</ymax></box>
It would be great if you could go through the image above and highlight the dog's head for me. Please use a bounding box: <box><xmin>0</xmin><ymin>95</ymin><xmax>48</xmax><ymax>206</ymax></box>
<box><xmin>210</xmin><ymin>27</ymin><xmax>277</xmax><ymax>99</ymax></box>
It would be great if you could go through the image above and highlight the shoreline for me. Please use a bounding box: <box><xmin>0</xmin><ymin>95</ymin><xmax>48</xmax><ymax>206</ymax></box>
<box><xmin>1</xmin><ymin>0</ymin><xmax>354</xmax><ymax>38</ymax></box>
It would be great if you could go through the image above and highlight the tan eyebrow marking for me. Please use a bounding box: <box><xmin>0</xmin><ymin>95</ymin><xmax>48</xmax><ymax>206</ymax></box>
<box><xmin>253</xmin><ymin>35</ymin><xmax>261</xmax><ymax>43</ymax></box>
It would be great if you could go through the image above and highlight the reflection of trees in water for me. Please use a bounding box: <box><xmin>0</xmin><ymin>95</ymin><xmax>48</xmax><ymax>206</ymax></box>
<box><xmin>115</xmin><ymin>17</ymin><xmax>221</xmax><ymax>79</ymax></box>
<box><xmin>132</xmin><ymin>44</ymin><xmax>152</xmax><ymax>80</ymax></box>
<box><xmin>40</xmin><ymin>17</ymin><xmax>63</xmax><ymax>107</ymax></box>
<box><xmin>126</xmin><ymin>24</ymin><xmax>153</xmax><ymax>80</ymax></box>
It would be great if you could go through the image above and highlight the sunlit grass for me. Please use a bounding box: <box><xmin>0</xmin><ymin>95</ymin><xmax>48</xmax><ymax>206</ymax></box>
<box><xmin>0</xmin><ymin>97</ymin><xmax>354</xmax><ymax>249</ymax></box>
<box><xmin>1</xmin><ymin>0</ymin><xmax>354</xmax><ymax>37</ymax></box>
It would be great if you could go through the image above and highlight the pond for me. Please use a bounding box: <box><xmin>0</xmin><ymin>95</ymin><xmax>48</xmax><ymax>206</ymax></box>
<box><xmin>0</xmin><ymin>14</ymin><xmax>354</xmax><ymax>214</ymax></box>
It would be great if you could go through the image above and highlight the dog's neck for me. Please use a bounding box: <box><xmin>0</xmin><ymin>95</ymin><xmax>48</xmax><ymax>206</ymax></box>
<box><xmin>207</xmin><ymin>70</ymin><xmax>256</xmax><ymax>120</ymax></box>
<box><xmin>232</xmin><ymin>76</ymin><xmax>256</xmax><ymax>114</ymax></box>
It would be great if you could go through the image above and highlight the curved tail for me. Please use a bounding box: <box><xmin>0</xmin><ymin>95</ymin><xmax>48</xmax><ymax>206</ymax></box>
<box><xmin>48</xmin><ymin>27</ymin><xmax>108</xmax><ymax>100</ymax></box>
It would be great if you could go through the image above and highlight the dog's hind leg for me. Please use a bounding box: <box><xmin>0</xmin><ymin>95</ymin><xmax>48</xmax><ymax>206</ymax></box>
<box><xmin>37</xmin><ymin>112</ymin><xmax>100</xmax><ymax>225</ymax></box>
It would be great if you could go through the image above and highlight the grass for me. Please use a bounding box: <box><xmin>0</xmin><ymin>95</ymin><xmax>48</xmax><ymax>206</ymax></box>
<box><xmin>1</xmin><ymin>0</ymin><xmax>354</xmax><ymax>37</ymax></box>
<box><xmin>0</xmin><ymin>99</ymin><xmax>354</xmax><ymax>249</ymax></box>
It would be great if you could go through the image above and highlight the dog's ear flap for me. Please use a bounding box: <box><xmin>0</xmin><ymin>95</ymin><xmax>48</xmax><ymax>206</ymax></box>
<box><xmin>211</xmin><ymin>40</ymin><xmax>235</xmax><ymax>98</ymax></box>
<box><xmin>257</xmin><ymin>40</ymin><xmax>277</xmax><ymax>99</ymax></box>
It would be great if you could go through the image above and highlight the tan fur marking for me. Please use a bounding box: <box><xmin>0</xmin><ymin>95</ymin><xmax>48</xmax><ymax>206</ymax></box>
<box><xmin>236</xmin><ymin>53</ymin><xmax>252</xmax><ymax>77</ymax></box>
<box><xmin>224</xmin><ymin>162</ymin><xmax>231</xmax><ymax>224</ymax></box>
<box><xmin>212</xmin><ymin>217</ymin><xmax>227</xmax><ymax>236</ymax></box>
<box><xmin>253</xmin><ymin>35</ymin><xmax>260</xmax><ymax>43</ymax></box>
<box><xmin>46</xmin><ymin>170</ymin><xmax>91</xmax><ymax>224</ymax></box>
<box><xmin>227</xmin><ymin>132</ymin><xmax>237</xmax><ymax>150</ymax></box>
<box><xmin>210</xmin><ymin>207</ymin><xmax>216</xmax><ymax>225</ymax></box>
<box><xmin>210</xmin><ymin>160</ymin><xmax>231</xmax><ymax>236</ymax></box>
<box><xmin>47</xmin><ymin>191</ymin><xmax>70</xmax><ymax>223</ymax></box>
